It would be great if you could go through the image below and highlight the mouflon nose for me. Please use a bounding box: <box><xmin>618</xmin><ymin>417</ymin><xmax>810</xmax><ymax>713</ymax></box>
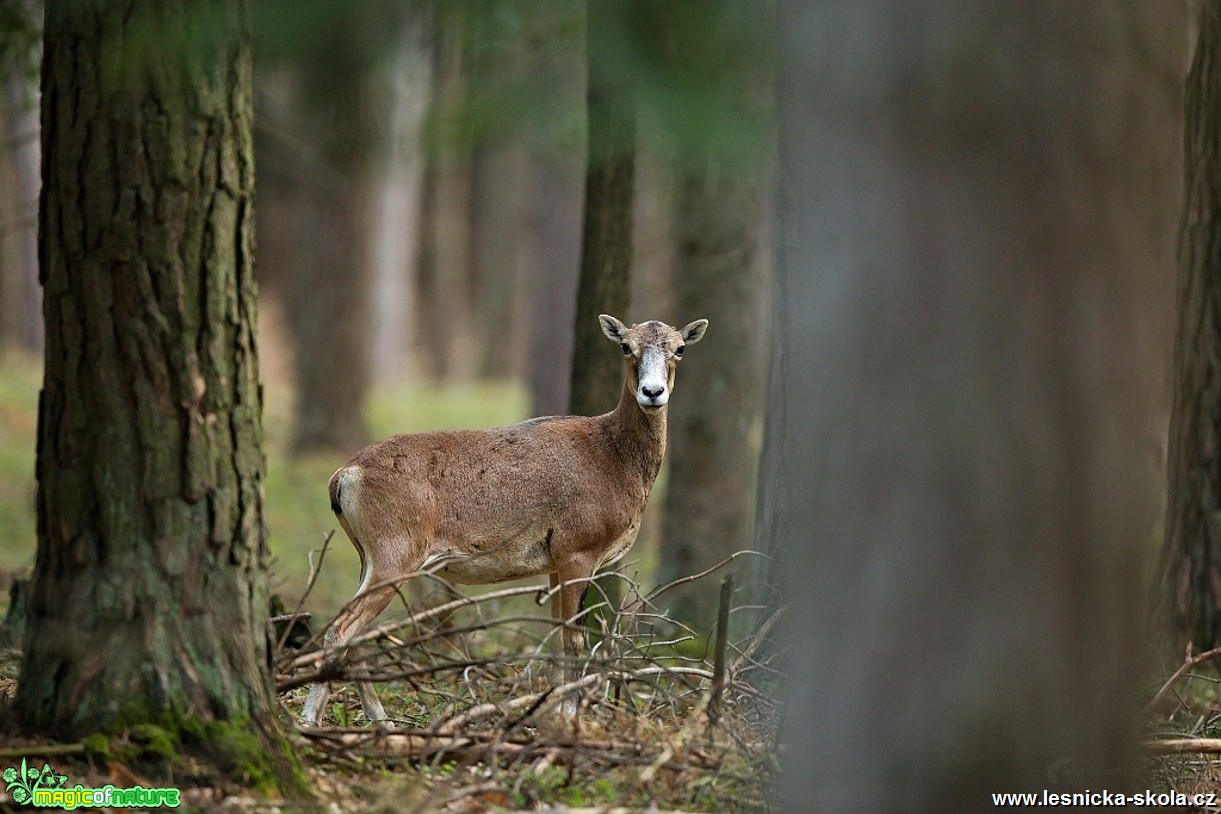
<box><xmin>641</xmin><ymin>384</ymin><xmax>664</xmax><ymax>399</ymax></box>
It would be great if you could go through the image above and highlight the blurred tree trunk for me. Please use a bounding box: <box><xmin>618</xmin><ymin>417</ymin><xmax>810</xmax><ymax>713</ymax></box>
<box><xmin>568</xmin><ymin>0</ymin><xmax>634</xmax><ymax>417</ymax></box>
<box><xmin>1</xmin><ymin>67</ymin><xmax>42</xmax><ymax>353</ymax></box>
<box><xmin>522</xmin><ymin>2</ymin><xmax>584</xmax><ymax>418</ymax></box>
<box><xmin>17</xmin><ymin>0</ymin><xmax>304</xmax><ymax>792</ymax></box>
<box><xmin>416</xmin><ymin>5</ymin><xmax>477</xmax><ymax>383</ymax></box>
<box><xmin>525</xmin><ymin>153</ymin><xmax>583</xmax><ymax>416</ymax></box>
<box><xmin>565</xmin><ymin>0</ymin><xmax>635</xmax><ymax>623</ymax></box>
<box><xmin>370</xmin><ymin>11</ymin><xmax>431</xmax><ymax>382</ymax></box>
<box><xmin>471</xmin><ymin>145</ymin><xmax>528</xmax><ymax>379</ymax></box>
<box><xmin>281</xmin><ymin>7</ymin><xmax>400</xmax><ymax>452</ymax></box>
<box><xmin>0</xmin><ymin>99</ymin><xmax>9</xmax><ymax>348</ymax></box>
<box><xmin>660</xmin><ymin>158</ymin><xmax>767</xmax><ymax>629</ymax></box>
<box><xmin>630</xmin><ymin>142</ymin><xmax>675</xmax><ymax>325</ymax></box>
<box><xmin>468</xmin><ymin>11</ymin><xmax>528</xmax><ymax>382</ymax></box>
<box><xmin>1164</xmin><ymin>2</ymin><xmax>1221</xmax><ymax>651</ymax></box>
<box><xmin>289</xmin><ymin>170</ymin><xmax>373</xmax><ymax>451</ymax></box>
<box><xmin>658</xmin><ymin>5</ymin><xmax>771</xmax><ymax>627</ymax></box>
<box><xmin>430</xmin><ymin>143</ymin><xmax>476</xmax><ymax>381</ymax></box>
<box><xmin>774</xmin><ymin>3</ymin><xmax>1180</xmax><ymax>809</ymax></box>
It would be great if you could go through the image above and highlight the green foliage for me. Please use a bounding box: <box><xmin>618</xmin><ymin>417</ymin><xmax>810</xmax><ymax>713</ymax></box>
<box><xmin>246</xmin><ymin>0</ymin><xmax>770</xmax><ymax>169</ymax></box>
<box><xmin>594</xmin><ymin>0</ymin><xmax>773</xmax><ymax>169</ymax></box>
<box><xmin>128</xmin><ymin>724</ymin><xmax>178</xmax><ymax>760</ymax></box>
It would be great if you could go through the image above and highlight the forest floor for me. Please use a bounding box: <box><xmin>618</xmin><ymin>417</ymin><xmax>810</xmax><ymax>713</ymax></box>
<box><xmin>0</xmin><ymin>610</ymin><xmax>781</xmax><ymax>812</ymax></box>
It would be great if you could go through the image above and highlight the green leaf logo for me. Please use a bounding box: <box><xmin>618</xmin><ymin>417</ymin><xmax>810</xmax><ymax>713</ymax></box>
<box><xmin>3</xmin><ymin>758</ymin><xmax>68</xmax><ymax>803</ymax></box>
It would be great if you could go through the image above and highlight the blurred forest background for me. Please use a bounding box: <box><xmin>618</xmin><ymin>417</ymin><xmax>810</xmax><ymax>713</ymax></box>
<box><xmin>0</xmin><ymin>0</ymin><xmax>771</xmax><ymax>628</ymax></box>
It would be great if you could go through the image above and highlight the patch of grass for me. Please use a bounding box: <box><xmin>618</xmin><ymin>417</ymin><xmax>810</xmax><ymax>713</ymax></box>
<box><xmin>0</xmin><ymin>351</ymin><xmax>39</xmax><ymax>606</ymax></box>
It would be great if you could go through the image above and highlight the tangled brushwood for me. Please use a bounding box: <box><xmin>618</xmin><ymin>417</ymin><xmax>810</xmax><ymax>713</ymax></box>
<box><xmin>276</xmin><ymin>549</ymin><xmax>782</xmax><ymax>812</ymax></box>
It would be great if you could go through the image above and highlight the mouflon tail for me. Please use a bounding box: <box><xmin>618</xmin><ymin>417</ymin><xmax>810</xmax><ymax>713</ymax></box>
<box><xmin>329</xmin><ymin>468</ymin><xmax>344</xmax><ymax>515</ymax></box>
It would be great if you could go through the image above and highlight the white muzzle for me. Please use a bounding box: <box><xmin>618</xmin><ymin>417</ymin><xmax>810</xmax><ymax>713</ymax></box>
<box><xmin>636</xmin><ymin>346</ymin><xmax>669</xmax><ymax>410</ymax></box>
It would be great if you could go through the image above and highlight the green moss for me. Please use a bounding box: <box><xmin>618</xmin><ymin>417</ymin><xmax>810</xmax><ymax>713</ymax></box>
<box><xmin>129</xmin><ymin>724</ymin><xmax>177</xmax><ymax>759</ymax></box>
<box><xmin>99</xmin><ymin>704</ymin><xmax>309</xmax><ymax>799</ymax></box>
<box><xmin>175</xmin><ymin>714</ymin><xmax>309</xmax><ymax>798</ymax></box>
<box><xmin>81</xmin><ymin>733</ymin><xmax>111</xmax><ymax>759</ymax></box>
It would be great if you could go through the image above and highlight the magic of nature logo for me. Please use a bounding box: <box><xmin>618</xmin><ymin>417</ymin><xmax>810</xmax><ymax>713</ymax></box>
<box><xmin>3</xmin><ymin>757</ymin><xmax>180</xmax><ymax>809</ymax></box>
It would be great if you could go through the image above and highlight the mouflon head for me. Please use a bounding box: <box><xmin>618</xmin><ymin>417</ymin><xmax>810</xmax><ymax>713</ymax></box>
<box><xmin>598</xmin><ymin>315</ymin><xmax>709</xmax><ymax>413</ymax></box>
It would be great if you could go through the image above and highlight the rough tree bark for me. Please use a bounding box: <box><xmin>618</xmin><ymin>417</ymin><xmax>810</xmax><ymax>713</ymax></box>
<box><xmin>1164</xmin><ymin>2</ymin><xmax>1221</xmax><ymax>651</ymax></box>
<box><xmin>773</xmin><ymin>3</ymin><xmax>1181</xmax><ymax>809</ymax></box>
<box><xmin>567</xmin><ymin>0</ymin><xmax>634</xmax><ymax>417</ymax></box>
<box><xmin>17</xmin><ymin>0</ymin><xmax>304</xmax><ymax>793</ymax></box>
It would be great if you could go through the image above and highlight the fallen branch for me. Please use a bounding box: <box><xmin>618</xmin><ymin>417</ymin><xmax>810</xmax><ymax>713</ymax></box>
<box><xmin>643</xmin><ymin>550</ymin><xmax>768</xmax><ymax>605</ymax></box>
<box><xmin>298</xmin><ymin>727</ymin><xmax>718</xmax><ymax>774</ymax></box>
<box><xmin>431</xmin><ymin>673</ymin><xmax>602</xmax><ymax>735</ymax></box>
<box><xmin>0</xmin><ymin>743</ymin><xmax>86</xmax><ymax>760</ymax></box>
<box><xmin>1144</xmin><ymin>738</ymin><xmax>1221</xmax><ymax>754</ymax></box>
<box><xmin>1145</xmin><ymin>646</ymin><xmax>1221</xmax><ymax>714</ymax></box>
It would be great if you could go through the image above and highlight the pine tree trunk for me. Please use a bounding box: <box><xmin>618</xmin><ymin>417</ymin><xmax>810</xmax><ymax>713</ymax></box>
<box><xmin>568</xmin><ymin>1</ymin><xmax>634</xmax><ymax>417</ymax></box>
<box><xmin>17</xmin><ymin>0</ymin><xmax>304</xmax><ymax>793</ymax></box>
<box><xmin>1164</xmin><ymin>2</ymin><xmax>1221</xmax><ymax>650</ymax></box>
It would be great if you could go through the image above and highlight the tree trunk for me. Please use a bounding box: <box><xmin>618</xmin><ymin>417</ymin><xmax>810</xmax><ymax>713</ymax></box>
<box><xmin>630</xmin><ymin>141</ymin><xmax>675</xmax><ymax>327</ymax></box>
<box><xmin>524</xmin><ymin>151</ymin><xmax>583</xmax><ymax>416</ymax></box>
<box><xmin>522</xmin><ymin>2</ymin><xmax>584</xmax><ymax>418</ymax></box>
<box><xmin>1</xmin><ymin>66</ymin><xmax>42</xmax><ymax>353</ymax></box>
<box><xmin>370</xmin><ymin>9</ymin><xmax>431</xmax><ymax>382</ymax></box>
<box><xmin>1164</xmin><ymin>2</ymin><xmax>1221</xmax><ymax>651</ymax></box>
<box><xmin>773</xmin><ymin>3</ymin><xmax>1181</xmax><ymax>809</ymax></box>
<box><xmin>281</xmin><ymin>6</ymin><xmax>398</xmax><ymax>452</ymax></box>
<box><xmin>471</xmin><ymin>144</ymin><xmax>528</xmax><ymax>379</ymax></box>
<box><xmin>659</xmin><ymin>157</ymin><xmax>767</xmax><ymax>629</ymax></box>
<box><xmin>415</xmin><ymin>5</ymin><xmax>478</xmax><ymax>384</ymax></box>
<box><xmin>568</xmin><ymin>0</ymin><xmax>634</xmax><ymax>417</ymax></box>
<box><xmin>289</xmin><ymin>169</ymin><xmax>373</xmax><ymax>452</ymax></box>
<box><xmin>17</xmin><ymin>0</ymin><xmax>304</xmax><ymax>793</ymax></box>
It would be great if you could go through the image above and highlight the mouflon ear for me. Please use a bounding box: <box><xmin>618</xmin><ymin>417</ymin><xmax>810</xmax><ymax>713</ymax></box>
<box><xmin>599</xmin><ymin>314</ymin><xmax>629</xmax><ymax>342</ymax></box>
<box><xmin>680</xmin><ymin>319</ymin><xmax>709</xmax><ymax>345</ymax></box>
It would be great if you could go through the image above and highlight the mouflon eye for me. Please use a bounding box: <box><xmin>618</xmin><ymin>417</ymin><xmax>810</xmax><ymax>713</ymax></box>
<box><xmin>621</xmin><ymin>342</ymin><xmax>631</xmax><ymax>355</ymax></box>
<box><xmin>675</xmin><ymin>345</ymin><xmax>684</xmax><ymax>357</ymax></box>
